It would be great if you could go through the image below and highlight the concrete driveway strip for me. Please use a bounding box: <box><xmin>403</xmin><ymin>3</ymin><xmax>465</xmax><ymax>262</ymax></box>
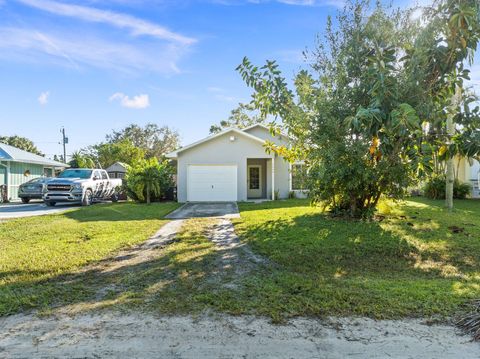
<box><xmin>0</xmin><ymin>202</ymin><xmax>76</xmax><ymax>219</ymax></box>
<box><xmin>166</xmin><ymin>202</ymin><xmax>240</xmax><ymax>219</ymax></box>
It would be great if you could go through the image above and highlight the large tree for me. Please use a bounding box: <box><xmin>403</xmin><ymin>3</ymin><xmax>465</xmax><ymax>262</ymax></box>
<box><xmin>237</xmin><ymin>1</ymin><xmax>438</xmax><ymax>218</ymax></box>
<box><xmin>209</xmin><ymin>102</ymin><xmax>266</xmax><ymax>134</ymax></box>
<box><xmin>86</xmin><ymin>139</ymin><xmax>145</xmax><ymax>169</ymax></box>
<box><xmin>106</xmin><ymin>123</ymin><xmax>179</xmax><ymax>159</ymax></box>
<box><xmin>0</xmin><ymin>135</ymin><xmax>43</xmax><ymax>156</ymax></box>
<box><xmin>404</xmin><ymin>0</ymin><xmax>480</xmax><ymax>210</ymax></box>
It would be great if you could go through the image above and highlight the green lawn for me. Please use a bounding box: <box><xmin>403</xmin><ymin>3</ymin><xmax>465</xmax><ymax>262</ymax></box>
<box><xmin>231</xmin><ymin>198</ymin><xmax>480</xmax><ymax>320</ymax></box>
<box><xmin>0</xmin><ymin>202</ymin><xmax>180</xmax><ymax>315</ymax></box>
<box><xmin>1</xmin><ymin>198</ymin><xmax>479</xmax><ymax>322</ymax></box>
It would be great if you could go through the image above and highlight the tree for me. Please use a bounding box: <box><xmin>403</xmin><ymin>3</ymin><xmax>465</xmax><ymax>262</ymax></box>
<box><xmin>125</xmin><ymin>158</ymin><xmax>173</xmax><ymax>204</ymax></box>
<box><xmin>86</xmin><ymin>139</ymin><xmax>145</xmax><ymax>168</ymax></box>
<box><xmin>106</xmin><ymin>123</ymin><xmax>179</xmax><ymax>159</ymax></box>
<box><xmin>0</xmin><ymin>135</ymin><xmax>43</xmax><ymax>156</ymax></box>
<box><xmin>237</xmin><ymin>1</ymin><xmax>428</xmax><ymax>218</ymax></box>
<box><xmin>209</xmin><ymin>102</ymin><xmax>266</xmax><ymax>134</ymax></box>
<box><xmin>405</xmin><ymin>0</ymin><xmax>480</xmax><ymax>210</ymax></box>
<box><xmin>69</xmin><ymin>151</ymin><xmax>95</xmax><ymax>168</ymax></box>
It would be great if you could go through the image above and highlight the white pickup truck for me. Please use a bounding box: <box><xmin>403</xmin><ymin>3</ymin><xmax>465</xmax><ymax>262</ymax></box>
<box><xmin>43</xmin><ymin>168</ymin><xmax>123</xmax><ymax>206</ymax></box>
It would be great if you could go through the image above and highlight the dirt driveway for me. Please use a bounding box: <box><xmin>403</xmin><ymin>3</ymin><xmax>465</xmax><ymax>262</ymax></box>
<box><xmin>1</xmin><ymin>313</ymin><xmax>478</xmax><ymax>358</ymax></box>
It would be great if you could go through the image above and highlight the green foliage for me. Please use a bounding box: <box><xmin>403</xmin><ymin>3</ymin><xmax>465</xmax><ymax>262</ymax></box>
<box><xmin>237</xmin><ymin>1</ymin><xmax>426</xmax><ymax>218</ymax></box>
<box><xmin>423</xmin><ymin>176</ymin><xmax>472</xmax><ymax>199</ymax></box>
<box><xmin>106</xmin><ymin>123</ymin><xmax>179</xmax><ymax>159</ymax></box>
<box><xmin>237</xmin><ymin>0</ymin><xmax>480</xmax><ymax>218</ymax></box>
<box><xmin>209</xmin><ymin>102</ymin><xmax>266</xmax><ymax>134</ymax></box>
<box><xmin>125</xmin><ymin>158</ymin><xmax>173</xmax><ymax>204</ymax></box>
<box><xmin>68</xmin><ymin>151</ymin><xmax>95</xmax><ymax>168</ymax></box>
<box><xmin>0</xmin><ymin>135</ymin><xmax>43</xmax><ymax>156</ymax></box>
<box><xmin>88</xmin><ymin>139</ymin><xmax>145</xmax><ymax>168</ymax></box>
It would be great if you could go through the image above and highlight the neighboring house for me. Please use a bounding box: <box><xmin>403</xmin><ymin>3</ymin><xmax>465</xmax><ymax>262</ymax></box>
<box><xmin>0</xmin><ymin>142</ymin><xmax>67</xmax><ymax>201</ymax></box>
<box><xmin>166</xmin><ymin>124</ymin><xmax>306</xmax><ymax>202</ymax></box>
<box><xmin>106</xmin><ymin>162</ymin><xmax>127</xmax><ymax>179</ymax></box>
<box><xmin>457</xmin><ymin>157</ymin><xmax>480</xmax><ymax>198</ymax></box>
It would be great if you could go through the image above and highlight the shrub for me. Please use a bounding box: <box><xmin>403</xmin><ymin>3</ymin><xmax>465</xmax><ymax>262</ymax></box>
<box><xmin>423</xmin><ymin>176</ymin><xmax>471</xmax><ymax>200</ymax></box>
<box><xmin>125</xmin><ymin>158</ymin><xmax>174</xmax><ymax>204</ymax></box>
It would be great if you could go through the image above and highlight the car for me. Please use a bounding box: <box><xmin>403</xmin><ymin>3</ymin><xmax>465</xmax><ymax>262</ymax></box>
<box><xmin>18</xmin><ymin>177</ymin><xmax>52</xmax><ymax>204</ymax></box>
<box><xmin>43</xmin><ymin>168</ymin><xmax>122</xmax><ymax>206</ymax></box>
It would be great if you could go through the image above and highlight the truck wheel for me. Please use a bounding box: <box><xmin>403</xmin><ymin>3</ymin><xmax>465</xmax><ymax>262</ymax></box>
<box><xmin>21</xmin><ymin>198</ymin><xmax>30</xmax><ymax>204</ymax></box>
<box><xmin>82</xmin><ymin>189</ymin><xmax>93</xmax><ymax>206</ymax></box>
<box><xmin>111</xmin><ymin>192</ymin><xmax>119</xmax><ymax>203</ymax></box>
<box><xmin>45</xmin><ymin>201</ymin><xmax>56</xmax><ymax>207</ymax></box>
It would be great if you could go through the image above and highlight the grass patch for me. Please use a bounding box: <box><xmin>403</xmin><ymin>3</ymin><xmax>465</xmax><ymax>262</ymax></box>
<box><xmin>230</xmin><ymin>198</ymin><xmax>480</xmax><ymax>320</ymax></box>
<box><xmin>0</xmin><ymin>202</ymin><xmax>179</xmax><ymax>315</ymax></box>
<box><xmin>2</xmin><ymin>198</ymin><xmax>479</xmax><ymax>322</ymax></box>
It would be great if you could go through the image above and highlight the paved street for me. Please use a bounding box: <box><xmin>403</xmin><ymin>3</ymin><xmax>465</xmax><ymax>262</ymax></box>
<box><xmin>0</xmin><ymin>202</ymin><xmax>77</xmax><ymax>219</ymax></box>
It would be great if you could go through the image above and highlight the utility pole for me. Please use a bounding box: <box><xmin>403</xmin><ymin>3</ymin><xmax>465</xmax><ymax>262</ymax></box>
<box><xmin>60</xmin><ymin>127</ymin><xmax>68</xmax><ymax>163</ymax></box>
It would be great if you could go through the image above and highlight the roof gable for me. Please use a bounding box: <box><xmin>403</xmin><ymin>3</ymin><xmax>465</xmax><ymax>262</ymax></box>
<box><xmin>166</xmin><ymin>128</ymin><xmax>265</xmax><ymax>158</ymax></box>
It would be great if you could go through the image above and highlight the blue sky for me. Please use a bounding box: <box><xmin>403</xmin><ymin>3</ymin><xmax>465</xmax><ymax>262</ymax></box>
<box><xmin>0</xmin><ymin>0</ymin><xmax>478</xmax><ymax>159</ymax></box>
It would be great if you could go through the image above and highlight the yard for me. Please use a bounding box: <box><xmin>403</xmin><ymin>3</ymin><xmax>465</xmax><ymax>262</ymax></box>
<box><xmin>0</xmin><ymin>198</ymin><xmax>479</xmax><ymax>322</ymax></box>
<box><xmin>0</xmin><ymin>202</ymin><xmax>180</xmax><ymax>315</ymax></box>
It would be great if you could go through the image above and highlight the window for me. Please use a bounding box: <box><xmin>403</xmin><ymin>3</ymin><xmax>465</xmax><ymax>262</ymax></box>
<box><xmin>291</xmin><ymin>164</ymin><xmax>307</xmax><ymax>190</ymax></box>
<box><xmin>58</xmin><ymin>169</ymin><xmax>92</xmax><ymax>179</ymax></box>
<box><xmin>101</xmin><ymin>171</ymin><xmax>108</xmax><ymax>180</ymax></box>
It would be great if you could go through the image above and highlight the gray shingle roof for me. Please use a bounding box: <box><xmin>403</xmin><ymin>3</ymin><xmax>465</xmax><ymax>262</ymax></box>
<box><xmin>0</xmin><ymin>142</ymin><xmax>68</xmax><ymax>167</ymax></box>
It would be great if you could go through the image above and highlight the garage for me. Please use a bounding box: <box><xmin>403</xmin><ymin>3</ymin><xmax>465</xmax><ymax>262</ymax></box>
<box><xmin>187</xmin><ymin>165</ymin><xmax>237</xmax><ymax>202</ymax></box>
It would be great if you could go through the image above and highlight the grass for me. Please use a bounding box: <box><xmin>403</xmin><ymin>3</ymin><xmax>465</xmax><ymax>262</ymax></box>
<box><xmin>0</xmin><ymin>202</ymin><xmax>179</xmax><ymax>315</ymax></box>
<box><xmin>1</xmin><ymin>197</ymin><xmax>479</xmax><ymax>323</ymax></box>
<box><xmin>231</xmin><ymin>198</ymin><xmax>480</xmax><ymax>321</ymax></box>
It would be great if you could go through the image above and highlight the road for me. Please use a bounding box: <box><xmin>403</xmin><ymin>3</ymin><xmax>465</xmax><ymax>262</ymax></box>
<box><xmin>0</xmin><ymin>201</ymin><xmax>78</xmax><ymax>219</ymax></box>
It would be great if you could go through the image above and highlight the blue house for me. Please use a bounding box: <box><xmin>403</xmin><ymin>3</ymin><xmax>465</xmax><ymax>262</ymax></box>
<box><xmin>0</xmin><ymin>142</ymin><xmax>67</xmax><ymax>201</ymax></box>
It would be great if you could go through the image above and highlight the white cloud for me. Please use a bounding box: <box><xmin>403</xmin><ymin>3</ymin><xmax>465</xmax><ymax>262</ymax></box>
<box><xmin>207</xmin><ymin>86</ymin><xmax>237</xmax><ymax>102</ymax></box>
<box><xmin>17</xmin><ymin>0</ymin><xmax>196</xmax><ymax>45</ymax></box>
<box><xmin>0</xmin><ymin>27</ymin><xmax>187</xmax><ymax>74</ymax></box>
<box><xmin>38</xmin><ymin>91</ymin><xmax>49</xmax><ymax>105</ymax></box>
<box><xmin>109</xmin><ymin>92</ymin><xmax>150</xmax><ymax>109</ymax></box>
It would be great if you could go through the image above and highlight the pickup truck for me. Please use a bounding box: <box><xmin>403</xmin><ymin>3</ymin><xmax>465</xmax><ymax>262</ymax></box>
<box><xmin>43</xmin><ymin>168</ymin><xmax>122</xmax><ymax>206</ymax></box>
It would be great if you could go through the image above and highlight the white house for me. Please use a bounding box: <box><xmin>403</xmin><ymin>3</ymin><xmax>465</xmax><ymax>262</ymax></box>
<box><xmin>166</xmin><ymin>124</ymin><xmax>306</xmax><ymax>202</ymax></box>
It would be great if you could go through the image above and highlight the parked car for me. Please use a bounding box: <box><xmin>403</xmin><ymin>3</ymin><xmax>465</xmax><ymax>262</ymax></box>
<box><xmin>43</xmin><ymin>168</ymin><xmax>122</xmax><ymax>206</ymax></box>
<box><xmin>18</xmin><ymin>177</ymin><xmax>52</xmax><ymax>204</ymax></box>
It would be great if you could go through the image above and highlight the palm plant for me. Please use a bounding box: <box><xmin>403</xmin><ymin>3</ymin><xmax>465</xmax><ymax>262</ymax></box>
<box><xmin>125</xmin><ymin>158</ymin><xmax>172</xmax><ymax>204</ymax></box>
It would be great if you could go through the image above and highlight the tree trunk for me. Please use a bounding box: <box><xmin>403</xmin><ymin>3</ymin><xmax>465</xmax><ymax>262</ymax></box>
<box><xmin>445</xmin><ymin>85</ymin><xmax>461</xmax><ymax>211</ymax></box>
<box><xmin>146</xmin><ymin>182</ymin><xmax>151</xmax><ymax>204</ymax></box>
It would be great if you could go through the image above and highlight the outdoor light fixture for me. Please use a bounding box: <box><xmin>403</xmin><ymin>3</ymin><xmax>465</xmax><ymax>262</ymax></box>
<box><xmin>229</xmin><ymin>135</ymin><xmax>236</xmax><ymax>142</ymax></box>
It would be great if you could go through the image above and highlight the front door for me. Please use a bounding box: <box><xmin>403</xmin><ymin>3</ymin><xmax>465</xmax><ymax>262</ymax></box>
<box><xmin>247</xmin><ymin>165</ymin><xmax>262</xmax><ymax>198</ymax></box>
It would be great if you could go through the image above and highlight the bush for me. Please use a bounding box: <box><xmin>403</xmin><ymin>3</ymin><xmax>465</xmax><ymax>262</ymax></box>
<box><xmin>423</xmin><ymin>176</ymin><xmax>471</xmax><ymax>200</ymax></box>
<box><xmin>125</xmin><ymin>158</ymin><xmax>174</xmax><ymax>203</ymax></box>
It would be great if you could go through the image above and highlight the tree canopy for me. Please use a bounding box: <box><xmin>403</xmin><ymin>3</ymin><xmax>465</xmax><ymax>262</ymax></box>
<box><xmin>209</xmin><ymin>102</ymin><xmax>266</xmax><ymax>134</ymax></box>
<box><xmin>106</xmin><ymin>123</ymin><xmax>179</xmax><ymax>159</ymax></box>
<box><xmin>0</xmin><ymin>135</ymin><xmax>43</xmax><ymax>156</ymax></box>
<box><xmin>237</xmin><ymin>0</ymin><xmax>480</xmax><ymax>218</ymax></box>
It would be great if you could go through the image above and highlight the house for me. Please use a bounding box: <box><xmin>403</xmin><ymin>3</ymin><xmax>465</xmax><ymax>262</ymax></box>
<box><xmin>456</xmin><ymin>157</ymin><xmax>480</xmax><ymax>198</ymax></box>
<box><xmin>0</xmin><ymin>142</ymin><xmax>68</xmax><ymax>201</ymax></box>
<box><xmin>106</xmin><ymin>162</ymin><xmax>127</xmax><ymax>179</ymax></box>
<box><xmin>166</xmin><ymin>124</ymin><xmax>306</xmax><ymax>202</ymax></box>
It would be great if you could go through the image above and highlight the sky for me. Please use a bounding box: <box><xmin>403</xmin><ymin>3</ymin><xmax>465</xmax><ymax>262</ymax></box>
<box><xmin>0</xmin><ymin>0</ymin><xmax>478</xmax><ymax>160</ymax></box>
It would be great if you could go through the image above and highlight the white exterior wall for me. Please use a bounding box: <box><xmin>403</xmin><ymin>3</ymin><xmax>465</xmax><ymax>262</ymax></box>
<box><xmin>176</xmin><ymin>130</ymin><xmax>291</xmax><ymax>202</ymax></box>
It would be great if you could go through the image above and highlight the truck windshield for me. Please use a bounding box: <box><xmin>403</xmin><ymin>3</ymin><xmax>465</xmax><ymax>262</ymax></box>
<box><xmin>58</xmin><ymin>169</ymin><xmax>92</xmax><ymax>179</ymax></box>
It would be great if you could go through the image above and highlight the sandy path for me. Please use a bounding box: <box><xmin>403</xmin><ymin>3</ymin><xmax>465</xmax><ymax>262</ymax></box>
<box><xmin>0</xmin><ymin>312</ymin><xmax>478</xmax><ymax>358</ymax></box>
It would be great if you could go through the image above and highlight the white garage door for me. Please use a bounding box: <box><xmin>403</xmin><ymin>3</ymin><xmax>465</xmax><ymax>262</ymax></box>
<box><xmin>187</xmin><ymin>165</ymin><xmax>237</xmax><ymax>202</ymax></box>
